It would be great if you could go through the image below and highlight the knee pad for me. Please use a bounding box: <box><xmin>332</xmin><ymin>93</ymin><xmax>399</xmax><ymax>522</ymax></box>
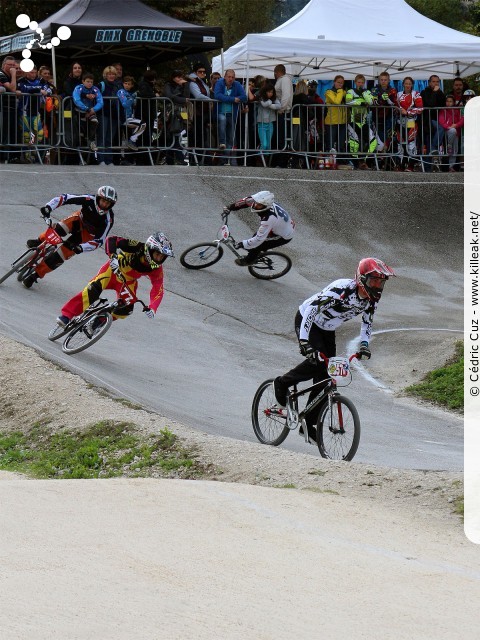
<box><xmin>44</xmin><ymin>250</ymin><xmax>64</xmax><ymax>271</ymax></box>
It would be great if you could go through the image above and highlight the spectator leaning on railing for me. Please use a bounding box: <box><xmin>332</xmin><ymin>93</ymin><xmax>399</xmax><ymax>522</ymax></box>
<box><xmin>0</xmin><ymin>55</ymin><xmax>21</xmax><ymax>163</ymax></box>
<box><xmin>325</xmin><ymin>75</ymin><xmax>347</xmax><ymax>160</ymax></box>
<box><xmin>17</xmin><ymin>64</ymin><xmax>52</xmax><ymax>162</ymax></box>
<box><xmin>438</xmin><ymin>94</ymin><xmax>464</xmax><ymax>173</ymax></box>
<box><xmin>214</xmin><ymin>68</ymin><xmax>247</xmax><ymax>166</ymax></box>
<box><xmin>420</xmin><ymin>74</ymin><xmax>445</xmax><ymax>160</ymax></box>
<box><xmin>371</xmin><ymin>71</ymin><xmax>397</xmax><ymax>153</ymax></box>
<box><xmin>346</xmin><ymin>73</ymin><xmax>376</xmax><ymax>169</ymax></box>
<box><xmin>72</xmin><ymin>72</ymin><xmax>103</xmax><ymax>153</ymax></box>
<box><xmin>271</xmin><ymin>64</ymin><xmax>293</xmax><ymax>168</ymax></box>
<box><xmin>188</xmin><ymin>63</ymin><xmax>215</xmax><ymax>165</ymax></box>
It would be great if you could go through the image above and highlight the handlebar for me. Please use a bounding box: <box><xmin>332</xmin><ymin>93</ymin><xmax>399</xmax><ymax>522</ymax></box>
<box><xmin>318</xmin><ymin>352</ymin><xmax>359</xmax><ymax>364</ymax></box>
<box><xmin>113</xmin><ymin>268</ymin><xmax>149</xmax><ymax>312</ymax></box>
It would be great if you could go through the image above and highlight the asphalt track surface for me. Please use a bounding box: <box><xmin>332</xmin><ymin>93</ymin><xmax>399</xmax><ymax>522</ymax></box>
<box><xmin>0</xmin><ymin>166</ymin><xmax>463</xmax><ymax>470</ymax></box>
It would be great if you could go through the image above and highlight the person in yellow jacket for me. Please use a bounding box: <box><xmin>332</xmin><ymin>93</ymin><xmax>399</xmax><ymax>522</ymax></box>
<box><xmin>325</xmin><ymin>75</ymin><xmax>347</xmax><ymax>158</ymax></box>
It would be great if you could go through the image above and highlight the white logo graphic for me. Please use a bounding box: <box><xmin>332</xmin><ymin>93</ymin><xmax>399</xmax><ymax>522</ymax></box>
<box><xmin>16</xmin><ymin>13</ymin><xmax>71</xmax><ymax>72</ymax></box>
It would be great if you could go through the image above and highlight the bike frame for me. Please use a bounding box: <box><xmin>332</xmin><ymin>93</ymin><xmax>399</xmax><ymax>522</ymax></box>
<box><xmin>63</xmin><ymin>276</ymin><xmax>148</xmax><ymax>332</ymax></box>
<box><xmin>214</xmin><ymin>213</ymin><xmax>243</xmax><ymax>259</ymax></box>
<box><xmin>284</xmin><ymin>353</ymin><xmax>358</xmax><ymax>443</ymax></box>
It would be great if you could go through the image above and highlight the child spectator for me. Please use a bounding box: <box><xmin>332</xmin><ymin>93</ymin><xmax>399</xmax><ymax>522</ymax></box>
<box><xmin>117</xmin><ymin>75</ymin><xmax>146</xmax><ymax>151</ymax></box>
<box><xmin>256</xmin><ymin>82</ymin><xmax>281</xmax><ymax>151</ymax></box>
<box><xmin>72</xmin><ymin>72</ymin><xmax>103</xmax><ymax>152</ymax></box>
<box><xmin>438</xmin><ymin>94</ymin><xmax>464</xmax><ymax>173</ymax></box>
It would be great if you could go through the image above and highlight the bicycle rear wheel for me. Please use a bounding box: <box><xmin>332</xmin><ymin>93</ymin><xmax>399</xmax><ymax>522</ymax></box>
<box><xmin>62</xmin><ymin>312</ymin><xmax>112</xmax><ymax>354</ymax></box>
<box><xmin>180</xmin><ymin>243</ymin><xmax>223</xmax><ymax>269</ymax></box>
<box><xmin>248</xmin><ymin>252</ymin><xmax>292</xmax><ymax>280</ymax></box>
<box><xmin>0</xmin><ymin>250</ymin><xmax>35</xmax><ymax>285</ymax></box>
<box><xmin>316</xmin><ymin>394</ymin><xmax>360</xmax><ymax>461</ymax></box>
<box><xmin>251</xmin><ymin>379</ymin><xmax>290</xmax><ymax>446</ymax></box>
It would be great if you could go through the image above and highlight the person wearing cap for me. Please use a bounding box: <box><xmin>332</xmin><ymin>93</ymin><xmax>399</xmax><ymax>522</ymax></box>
<box><xmin>188</xmin><ymin>62</ymin><xmax>215</xmax><ymax>165</ymax></box>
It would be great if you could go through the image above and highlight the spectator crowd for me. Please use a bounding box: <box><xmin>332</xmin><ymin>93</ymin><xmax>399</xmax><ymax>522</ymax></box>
<box><xmin>0</xmin><ymin>54</ymin><xmax>474</xmax><ymax>172</ymax></box>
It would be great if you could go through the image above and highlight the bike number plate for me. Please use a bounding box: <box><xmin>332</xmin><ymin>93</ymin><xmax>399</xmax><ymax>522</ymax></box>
<box><xmin>220</xmin><ymin>225</ymin><xmax>230</xmax><ymax>240</ymax></box>
<box><xmin>118</xmin><ymin>282</ymin><xmax>136</xmax><ymax>305</ymax></box>
<box><xmin>327</xmin><ymin>357</ymin><xmax>350</xmax><ymax>378</ymax></box>
<box><xmin>45</xmin><ymin>227</ymin><xmax>63</xmax><ymax>245</ymax></box>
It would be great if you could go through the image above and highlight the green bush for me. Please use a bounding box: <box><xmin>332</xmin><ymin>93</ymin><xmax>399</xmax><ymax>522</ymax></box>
<box><xmin>0</xmin><ymin>421</ymin><xmax>210</xmax><ymax>479</ymax></box>
<box><xmin>405</xmin><ymin>341</ymin><xmax>463</xmax><ymax>411</ymax></box>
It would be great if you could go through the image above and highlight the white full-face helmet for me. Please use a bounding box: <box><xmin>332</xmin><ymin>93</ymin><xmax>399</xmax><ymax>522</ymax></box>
<box><xmin>250</xmin><ymin>190</ymin><xmax>275</xmax><ymax>214</ymax></box>
<box><xmin>145</xmin><ymin>232</ymin><xmax>174</xmax><ymax>268</ymax></box>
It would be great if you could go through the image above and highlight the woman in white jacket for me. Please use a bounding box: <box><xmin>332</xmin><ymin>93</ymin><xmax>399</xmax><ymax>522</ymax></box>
<box><xmin>256</xmin><ymin>83</ymin><xmax>281</xmax><ymax>150</ymax></box>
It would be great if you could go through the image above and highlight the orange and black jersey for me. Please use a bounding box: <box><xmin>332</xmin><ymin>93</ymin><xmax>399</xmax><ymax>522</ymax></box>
<box><xmin>46</xmin><ymin>193</ymin><xmax>114</xmax><ymax>249</ymax></box>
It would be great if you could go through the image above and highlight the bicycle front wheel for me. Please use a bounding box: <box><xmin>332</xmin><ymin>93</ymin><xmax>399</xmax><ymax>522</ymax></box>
<box><xmin>0</xmin><ymin>250</ymin><xmax>35</xmax><ymax>285</ymax></box>
<box><xmin>316</xmin><ymin>394</ymin><xmax>360</xmax><ymax>461</ymax></box>
<box><xmin>251</xmin><ymin>379</ymin><xmax>290</xmax><ymax>446</ymax></box>
<box><xmin>248</xmin><ymin>252</ymin><xmax>292</xmax><ymax>280</ymax></box>
<box><xmin>180</xmin><ymin>243</ymin><xmax>224</xmax><ymax>269</ymax></box>
<box><xmin>48</xmin><ymin>323</ymin><xmax>72</xmax><ymax>342</ymax></box>
<box><xmin>62</xmin><ymin>312</ymin><xmax>113</xmax><ymax>355</ymax></box>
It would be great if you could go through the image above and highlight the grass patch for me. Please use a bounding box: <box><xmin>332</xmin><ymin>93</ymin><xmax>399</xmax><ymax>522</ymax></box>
<box><xmin>303</xmin><ymin>487</ymin><xmax>339</xmax><ymax>495</ymax></box>
<box><xmin>0</xmin><ymin>421</ymin><xmax>213</xmax><ymax>480</ymax></box>
<box><xmin>404</xmin><ymin>341</ymin><xmax>463</xmax><ymax>411</ymax></box>
<box><xmin>274</xmin><ymin>483</ymin><xmax>297</xmax><ymax>489</ymax></box>
<box><xmin>113</xmin><ymin>398</ymin><xmax>143</xmax><ymax>410</ymax></box>
<box><xmin>453</xmin><ymin>496</ymin><xmax>464</xmax><ymax>518</ymax></box>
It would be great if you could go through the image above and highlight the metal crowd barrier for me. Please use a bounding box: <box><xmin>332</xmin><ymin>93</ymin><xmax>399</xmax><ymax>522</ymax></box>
<box><xmin>0</xmin><ymin>93</ymin><xmax>465</xmax><ymax>171</ymax></box>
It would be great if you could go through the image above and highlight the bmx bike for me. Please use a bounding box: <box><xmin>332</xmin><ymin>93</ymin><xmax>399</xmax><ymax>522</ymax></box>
<box><xmin>0</xmin><ymin>223</ymin><xmax>63</xmax><ymax>286</ymax></box>
<box><xmin>251</xmin><ymin>353</ymin><xmax>361</xmax><ymax>461</ymax></box>
<box><xmin>179</xmin><ymin>211</ymin><xmax>292</xmax><ymax>280</ymax></box>
<box><xmin>47</xmin><ymin>274</ymin><xmax>149</xmax><ymax>355</ymax></box>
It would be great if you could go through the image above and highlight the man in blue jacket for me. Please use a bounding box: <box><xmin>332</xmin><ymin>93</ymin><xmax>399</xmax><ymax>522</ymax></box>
<box><xmin>214</xmin><ymin>69</ymin><xmax>247</xmax><ymax>165</ymax></box>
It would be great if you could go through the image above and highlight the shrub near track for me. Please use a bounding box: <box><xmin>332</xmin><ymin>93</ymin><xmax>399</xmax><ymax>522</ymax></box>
<box><xmin>0</xmin><ymin>420</ymin><xmax>214</xmax><ymax>479</ymax></box>
<box><xmin>404</xmin><ymin>341</ymin><xmax>464</xmax><ymax>411</ymax></box>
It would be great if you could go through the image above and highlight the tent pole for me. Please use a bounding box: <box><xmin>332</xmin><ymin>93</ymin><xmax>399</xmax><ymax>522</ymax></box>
<box><xmin>243</xmin><ymin>54</ymin><xmax>250</xmax><ymax>166</ymax></box>
<box><xmin>51</xmin><ymin>46</ymin><xmax>57</xmax><ymax>88</ymax></box>
<box><xmin>220</xmin><ymin>48</ymin><xmax>224</xmax><ymax>74</ymax></box>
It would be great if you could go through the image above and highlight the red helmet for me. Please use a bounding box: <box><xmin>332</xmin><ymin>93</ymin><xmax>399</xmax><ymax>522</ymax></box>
<box><xmin>356</xmin><ymin>257</ymin><xmax>396</xmax><ymax>302</ymax></box>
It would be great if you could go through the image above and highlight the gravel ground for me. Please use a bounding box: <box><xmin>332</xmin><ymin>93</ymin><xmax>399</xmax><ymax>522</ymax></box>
<box><xmin>0</xmin><ymin>335</ymin><xmax>463</xmax><ymax>523</ymax></box>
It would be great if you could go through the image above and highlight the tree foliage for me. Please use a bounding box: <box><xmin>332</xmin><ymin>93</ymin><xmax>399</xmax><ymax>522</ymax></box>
<box><xmin>406</xmin><ymin>0</ymin><xmax>476</xmax><ymax>33</ymax></box>
<box><xmin>206</xmin><ymin>0</ymin><xmax>277</xmax><ymax>48</ymax></box>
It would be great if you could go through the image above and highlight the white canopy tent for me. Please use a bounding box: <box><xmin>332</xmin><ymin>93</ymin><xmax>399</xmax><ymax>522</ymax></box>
<box><xmin>212</xmin><ymin>0</ymin><xmax>480</xmax><ymax>80</ymax></box>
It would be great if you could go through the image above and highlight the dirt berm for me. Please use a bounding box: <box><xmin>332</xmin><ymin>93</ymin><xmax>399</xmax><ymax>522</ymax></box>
<box><xmin>1</xmin><ymin>335</ymin><xmax>478</xmax><ymax>640</ymax></box>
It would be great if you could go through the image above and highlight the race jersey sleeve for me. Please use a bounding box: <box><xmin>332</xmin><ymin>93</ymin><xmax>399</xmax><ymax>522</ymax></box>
<box><xmin>243</xmin><ymin>215</ymin><xmax>275</xmax><ymax>249</ymax></box>
<box><xmin>46</xmin><ymin>194</ymin><xmax>93</xmax><ymax>211</ymax></box>
<box><xmin>229</xmin><ymin>196</ymin><xmax>254</xmax><ymax>211</ymax></box>
<box><xmin>360</xmin><ymin>303</ymin><xmax>376</xmax><ymax>344</ymax></box>
<box><xmin>105</xmin><ymin>236</ymin><xmax>142</xmax><ymax>256</ymax></box>
<box><xmin>147</xmin><ymin>268</ymin><xmax>164</xmax><ymax>313</ymax></box>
